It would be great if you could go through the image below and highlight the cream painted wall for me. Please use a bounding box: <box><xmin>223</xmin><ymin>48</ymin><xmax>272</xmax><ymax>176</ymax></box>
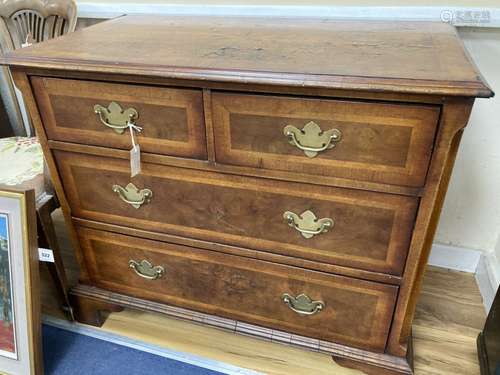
<box><xmin>494</xmin><ymin>238</ymin><xmax>500</xmax><ymax>285</ymax></box>
<box><xmin>435</xmin><ymin>28</ymin><xmax>500</xmax><ymax>255</ymax></box>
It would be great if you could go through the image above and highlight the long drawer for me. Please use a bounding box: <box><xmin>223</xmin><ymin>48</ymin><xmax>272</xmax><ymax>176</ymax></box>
<box><xmin>54</xmin><ymin>150</ymin><xmax>418</xmax><ymax>275</ymax></box>
<box><xmin>212</xmin><ymin>92</ymin><xmax>440</xmax><ymax>187</ymax></box>
<box><xmin>77</xmin><ymin>226</ymin><xmax>398</xmax><ymax>351</ymax></box>
<box><xmin>31</xmin><ymin>77</ymin><xmax>207</xmax><ymax>159</ymax></box>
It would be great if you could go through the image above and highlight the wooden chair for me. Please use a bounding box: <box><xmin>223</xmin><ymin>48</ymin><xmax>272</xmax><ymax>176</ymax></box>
<box><xmin>0</xmin><ymin>0</ymin><xmax>77</xmax><ymax>47</ymax></box>
<box><xmin>0</xmin><ymin>0</ymin><xmax>77</xmax><ymax>320</ymax></box>
<box><xmin>0</xmin><ymin>0</ymin><xmax>78</xmax><ymax>136</ymax></box>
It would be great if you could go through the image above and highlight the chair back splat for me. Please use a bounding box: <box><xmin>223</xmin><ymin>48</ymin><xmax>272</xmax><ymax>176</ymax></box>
<box><xmin>0</xmin><ymin>0</ymin><xmax>77</xmax><ymax>50</ymax></box>
<box><xmin>0</xmin><ymin>0</ymin><xmax>77</xmax><ymax>136</ymax></box>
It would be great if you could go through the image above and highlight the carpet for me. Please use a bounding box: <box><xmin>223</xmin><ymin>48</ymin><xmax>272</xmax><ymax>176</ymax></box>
<box><xmin>43</xmin><ymin>325</ymin><xmax>223</xmax><ymax>375</ymax></box>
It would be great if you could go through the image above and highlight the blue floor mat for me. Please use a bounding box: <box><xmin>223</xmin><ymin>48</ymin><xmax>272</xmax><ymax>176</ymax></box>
<box><xmin>42</xmin><ymin>324</ymin><xmax>223</xmax><ymax>375</ymax></box>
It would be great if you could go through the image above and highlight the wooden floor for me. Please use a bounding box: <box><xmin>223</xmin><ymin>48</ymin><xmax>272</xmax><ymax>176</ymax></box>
<box><xmin>41</xmin><ymin>209</ymin><xmax>486</xmax><ymax>375</ymax></box>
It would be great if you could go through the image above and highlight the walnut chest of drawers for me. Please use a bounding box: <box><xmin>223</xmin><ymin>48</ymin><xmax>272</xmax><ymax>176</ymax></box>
<box><xmin>2</xmin><ymin>16</ymin><xmax>493</xmax><ymax>374</ymax></box>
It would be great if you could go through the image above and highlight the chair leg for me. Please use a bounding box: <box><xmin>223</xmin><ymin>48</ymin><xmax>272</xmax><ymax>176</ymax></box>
<box><xmin>37</xmin><ymin>194</ymin><xmax>74</xmax><ymax>321</ymax></box>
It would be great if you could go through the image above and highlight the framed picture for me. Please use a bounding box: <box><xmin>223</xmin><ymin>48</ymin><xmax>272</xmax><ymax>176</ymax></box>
<box><xmin>0</xmin><ymin>189</ymin><xmax>42</xmax><ymax>375</ymax></box>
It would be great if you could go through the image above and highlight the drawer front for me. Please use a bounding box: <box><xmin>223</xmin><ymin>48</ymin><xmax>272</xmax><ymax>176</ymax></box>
<box><xmin>212</xmin><ymin>92</ymin><xmax>440</xmax><ymax>186</ymax></box>
<box><xmin>77</xmin><ymin>226</ymin><xmax>398</xmax><ymax>351</ymax></box>
<box><xmin>55</xmin><ymin>150</ymin><xmax>418</xmax><ymax>275</ymax></box>
<box><xmin>31</xmin><ymin>77</ymin><xmax>207</xmax><ymax>159</ymax></box>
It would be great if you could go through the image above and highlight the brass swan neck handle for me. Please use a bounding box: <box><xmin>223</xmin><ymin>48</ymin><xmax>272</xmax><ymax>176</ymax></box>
<box><xmin>112</xmin><ymin>183</ymin><xmax>152</xmax><ymax>209</ymax></box>
<box><xmin>282</xmin><ymin>293</ymin><xmax>325</xmax><ymax>316</ymax></box>
<box><xmin>284</xmin><ymin>121</ymin><xmax>342</xmax><ymax>158</ymax></box>
<box><xmin>284</xmin><ymin>210</ymin><xmax>334</xmax><ymax>239</ymax></box>
<box><xmin>129</xmin><ymin>260</ymin><xmax>164</xmax><ymax>280</ymax></box>
<box><xmin>94</xmin><ymin>101</ymin><xmax>140</xmax><ymax>134</ymax></box>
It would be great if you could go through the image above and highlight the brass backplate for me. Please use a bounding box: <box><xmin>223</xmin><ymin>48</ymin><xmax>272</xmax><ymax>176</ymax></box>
<box><xmin>94</xmin><ymin>101</ymin><xmax>139</xmax><ymax>134</ymax></box>
<box><xmin>284</xmin><ymin>210</ymin><xmax>334</xmax><ymax>239</ymax></box>
<box><xmin>112</xmin><ymin>183</ymin><xmax>152</xmax><ymax>209</ymax></box>
<box><xmin>282</xmin><ymin>293</ymin><xmax>325</xmax><ymax>316</ymax></box>
<box><xmin>129</xmin><ymin>259</ymin><xmax>164</xmax><ymax>280</ymax></box>
<box><xmin>284</xmin><ymin>121</ymin><xmax>342</xmax><ymax>158</ymax></box>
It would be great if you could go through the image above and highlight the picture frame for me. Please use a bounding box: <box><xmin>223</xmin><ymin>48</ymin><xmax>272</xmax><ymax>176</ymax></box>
<box><xmin>0</xmin><ymin>189</ymin><xmax>42</xmax><ymax>375</ymax></box>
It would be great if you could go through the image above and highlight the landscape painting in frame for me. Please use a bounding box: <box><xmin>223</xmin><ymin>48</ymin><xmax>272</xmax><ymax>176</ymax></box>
<box><xmin>0</xmin><ymin>213</ymin><xmax>16</xmax><ymax>359</ymax></box>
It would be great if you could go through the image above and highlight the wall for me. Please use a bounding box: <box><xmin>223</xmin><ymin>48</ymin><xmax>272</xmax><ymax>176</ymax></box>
<box><xmin>436</xmin><ymin>28</ymin><xmax>500</xmax><ymax>252</ymax></box>
<box><xmin>435</xmin><ymin>28</ymin><xmax>500</xmax><ymax>290</ymax></box>
<box><xmin>494</xmin><ymin>240</ymin><xmax>500</xmax><ymax>286</ymax></box>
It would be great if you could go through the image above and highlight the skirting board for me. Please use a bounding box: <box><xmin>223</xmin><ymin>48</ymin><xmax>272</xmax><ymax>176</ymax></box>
<box><xmin>475</xmin><ymin>253</ymin><xmax>500</xmax><ymax>312</ymax></box>
<box><xmin>76</xmin><ymin>2</ymin><xmax>500</xmax><ymax>28</ymax></box>
<box><xmin>428</xmin><ymin>243</ymin><xmax>482</xmax><ymax>273</ymax></box>
<box><xmin>429</xmin><ymin>243</ymin><xmax>499</xmax><ymax>313</ymax></box>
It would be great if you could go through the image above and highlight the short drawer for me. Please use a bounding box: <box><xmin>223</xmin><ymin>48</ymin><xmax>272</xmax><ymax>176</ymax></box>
<box><xmin>55</xmin><ymin>150</ymin><xmax>418</xmax><ymax>275</ymax></box>
<box><xmin>212</xmin><ymin>92</ymin><xmax>440</xmax><ymax>186</ymax></box>
<box><xmin>31</xmin><ymin>77</ymin><xmax>207</xmax><ymax>159</ymax></box>
<box><xmin>77</xmin><ymin>226</ymin><xmax>398</xmax><ymax>351</ymax></box>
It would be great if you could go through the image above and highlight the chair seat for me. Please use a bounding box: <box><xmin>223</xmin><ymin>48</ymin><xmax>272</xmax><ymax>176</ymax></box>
<box><xmin>0</xmin><ymin>136</ymin><xmax>45</xmax><ymax>197</ymax></box>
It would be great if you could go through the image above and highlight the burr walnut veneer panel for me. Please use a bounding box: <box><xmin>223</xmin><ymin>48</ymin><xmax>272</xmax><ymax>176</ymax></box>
<box><xmin>78</xmin><ymin>226</ymin><xmax>398</xmax><ymax>352</ymax></box>
<box><xmin>31</xmin><ymin>77</ymin><xmax>207</xmax><ymax>159</ymax></box>
<box><xmin>212</xmin><ymin>92</ymin><xmax>440</xmax><ymax>186</ymax></box>
<box><xmin>54</xmin><ymin>150</ymin><xmax>417</xmax><ymax>276</ymax></box>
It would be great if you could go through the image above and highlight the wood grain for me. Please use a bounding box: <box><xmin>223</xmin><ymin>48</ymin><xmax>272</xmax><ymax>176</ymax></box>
<box><xmin>387</xmin><ymin>98</ymin><xmax>475</xmax><ymax>357</ymax></box>
<box><xmin>54</xmin><ymin>150</ymin><xmax>418</xmax><ymax>276</ymax></box>
<box><xmin>71</xmin><ymin>217</ymin><xmax>403</xmax><ymax>286</ymax></box>
<box><xmin>11</xmin><ymin>66</ymin><xmax>452</xmax><ymax>104</ymax></box>
<box><xmin>212</xmin><ymin>92</ymin><xmax>440</xmax><ymax>186</ymax></box>
<box><xmin>2</xmin><ymin>16</ymin><xmax>492</xmax><ymax>97</ymax></box>
<box><xmin>47</xmin><ymin>139</ymin><xmax>423</xmax><ymax>197</ymax></box>
<box><xmin>40</xmin><ymin>218</ymin><xmax>487</xmax><ymax>375</ymax></box>
<box><xmin>412</xmin><ymin>268</ymin><xmax>485</xmax><ymax>375</ymax></box>
<box><xmin>76</xmin><ymin>226</ymin><xmax>398</xmax><ymax>352</ymax></box>
<box><xmin>24</xmin><ymin>189</ymin><xmax>43</xmax><ymax>375</ymax></box>
<box><xmin>31</xmin><ymin>76</ymin><xmax>207</xmax><ymax>159</ymax></box>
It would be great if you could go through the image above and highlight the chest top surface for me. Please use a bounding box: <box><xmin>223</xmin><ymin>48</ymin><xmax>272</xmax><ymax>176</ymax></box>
<box><xmin>1</xmin><ymin>15</ymin><xmax>492</xmax><ymax>97</ymax></box>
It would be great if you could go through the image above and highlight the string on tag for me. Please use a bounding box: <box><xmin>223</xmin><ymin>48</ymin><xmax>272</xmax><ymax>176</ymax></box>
<box><xmin>128</xmin><ymin>121</ymin><xmax>143</xmax><ymax>148</ymax></box>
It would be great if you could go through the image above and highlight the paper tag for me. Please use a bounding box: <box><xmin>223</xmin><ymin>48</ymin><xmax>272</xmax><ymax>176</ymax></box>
<box><xmin>130</xmin><ymin>144</ymin><xmax>141</xmax><ymax>177</ymax></box>
<box><xmin>38</xmin><ymin>248</ymin><xmax>55</xmax><ymax>263</ymax></box>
